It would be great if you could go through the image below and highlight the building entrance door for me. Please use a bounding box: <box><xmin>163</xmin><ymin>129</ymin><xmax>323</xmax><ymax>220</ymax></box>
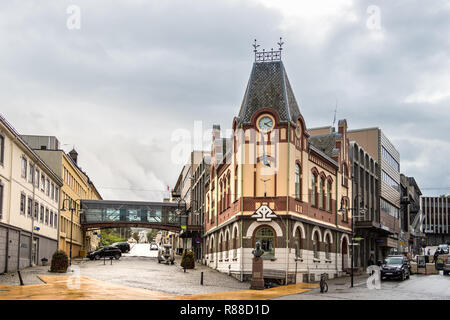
<box><xmin>32</xmin><ymin>237</ymin><xmax>39</xmax><ymax>265</ymax></box>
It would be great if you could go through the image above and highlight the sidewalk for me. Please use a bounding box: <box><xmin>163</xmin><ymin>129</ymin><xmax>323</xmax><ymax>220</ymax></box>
<box><xmin>0</xmin><ymin>274</ymin><xmax>318</xmax><ymax>300</ymax></box>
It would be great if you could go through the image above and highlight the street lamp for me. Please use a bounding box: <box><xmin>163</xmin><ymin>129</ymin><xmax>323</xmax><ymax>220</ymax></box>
<box><xmin>61</xmin><ymin>198</ymin><xmax>81</xmax><ymax>266</ymax></box>
<box><xmin>338</xmin><ymin>191</ymin><xmax>367</xmax><ymax>288</ymax></box>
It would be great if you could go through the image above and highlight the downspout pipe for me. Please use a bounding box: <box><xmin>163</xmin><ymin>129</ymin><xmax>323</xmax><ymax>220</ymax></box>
<box><xmin>240</xmin><ymin>124</ymin><xmax>244</xmax><ymax>282</ymax></box>
<box><xmin>285</xmin><ymin>121</ymin><xmax>290</xmax><ymax>284</ymax></box>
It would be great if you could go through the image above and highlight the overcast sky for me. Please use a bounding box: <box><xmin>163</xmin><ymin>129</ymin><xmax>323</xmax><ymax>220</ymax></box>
<box><xmin>1</xmin><ymin>0</ymin><xmax>449</xmax><ymax>201</ymax></box>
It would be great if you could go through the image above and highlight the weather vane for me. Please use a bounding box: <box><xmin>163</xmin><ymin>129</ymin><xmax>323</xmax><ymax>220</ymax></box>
<box><xmin>253</xmin><ymin>39</ymin><xmax>260</xmax><ymax>53</ymax></box>
<box><xmin>277</xmin><ymin>37</ymin><xmax>284</xmax><ymax>51</ymax></box>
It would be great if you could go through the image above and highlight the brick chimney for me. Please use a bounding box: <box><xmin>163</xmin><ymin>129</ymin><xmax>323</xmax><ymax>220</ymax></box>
<box><xmin>69</xmin><ymin>148</ymin><xmax>78</xmax><ymax>165</ymax></box>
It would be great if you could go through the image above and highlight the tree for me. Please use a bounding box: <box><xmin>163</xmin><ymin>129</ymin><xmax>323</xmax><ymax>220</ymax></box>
<box><xmin>100</xmin><ymin>229</ymin><xmax>126</xmax><ymax>246</ymax></box>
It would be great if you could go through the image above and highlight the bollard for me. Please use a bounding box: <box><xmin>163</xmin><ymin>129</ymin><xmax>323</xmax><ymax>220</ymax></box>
<box><xmin>184</xmin><ymin>266</ymin><xmax>186</xmax><ymax>273</ymax></box>
<box><xmin>110</xmin><ymin>257</ymin><xmax>113</xmax><ymax>265</ymax></box>
<box><xmin>17</xmin><ymin>271</ymin><xmax>24</xmax><ymax>286</ymax></box>
<box><xmin>200</xmin><ymin>272</ymin><xmax>204</xmax><ymax>285</ymax></box>
<box><xmin>104</xmin><ymin>256</ymin><xmax>106</xmax><ymax>265</ymax></box>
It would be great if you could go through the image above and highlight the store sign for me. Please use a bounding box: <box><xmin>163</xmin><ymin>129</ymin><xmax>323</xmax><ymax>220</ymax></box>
<box><xmin>251</xmin><ymin>205</ymin><xmax>277</xmax><ymax>222</ymax></box>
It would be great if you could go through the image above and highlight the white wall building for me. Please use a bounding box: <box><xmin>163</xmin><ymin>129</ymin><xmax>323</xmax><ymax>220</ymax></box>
<box><xmin>0</xmin><ymin>114</ymin><xmax>63</xmax><ymax>272</ymax></box>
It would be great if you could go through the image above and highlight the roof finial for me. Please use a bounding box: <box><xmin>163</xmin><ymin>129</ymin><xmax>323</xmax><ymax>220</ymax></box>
<box><xmin>277</xmin><ymin>37</ymin><xmax>284</xmax><ymax>51</ymax></box>
<box><xmin>252</xmin><ymin>39</ymin><xmax>260</xmax><ymax>53</ymax></box>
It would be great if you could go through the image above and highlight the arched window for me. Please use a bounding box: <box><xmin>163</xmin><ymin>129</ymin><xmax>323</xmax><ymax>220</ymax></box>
<box><xmin>294</xmin><ymin>227</ymin><xmax>303</xmax><ymax>258</ymax></box>
<box><xmin>319</xmin><ymin>178</ymin><xmax>324</xmax><ymax>209</ymax></box>
<box><xmin>234</xmin><ymin>166</ymin><xmax>239</xmax><ymax>201</ymax></box>
<box><xmin>327</xmin><ymin>180</ymin><xmax>332</xmax><ymax>212</ymax></box>
<box><xmin>254</xmin><ymin>226</ymin><xmax>275</xmax><ymax>257</ymax></box>
<box><xmin>219</xmin><ymin>180</ymin><xmax>223</xmax><ymax>213</ymax></box>
<box><xmin>342</xmin><ymin>163</ymin><xmax>349</xmax><ymax>187</ymax></box>
<box><xmin>232</xmin><ymin>227</ymin><xmax>238</xmax><ymax>259</ymax></box>
<box><xmin>313</xmin><ymin>231</ymin><xmax>320</xmax><ymax>259</ymax></box>
<box><xmin>224</xmin><ymin>231</ymin><xmax>230</xmax><ymax>259</ymax></box>
<box><xmin>227</xmin><ymin>172</ymin><xmax>231</xmax><ymax>208</ymax></box>
<box><xmin>311</xmin><ymin>174</ymin><xmax>317</xmax><ymax>207</ymax></box>
<box><xmin>295</xmin><ymin>164</ymin><xmax>301</xmax><ymax>199</ymax></box>
<box><xmin>218</xmin><ymin>234</ymin><xmax>223</xmax><ymax>261</ymax></box>
<box><xmin>325</xmin><ymin>233</ymin><xmax>331</xmax><ymax>260</ymax></box>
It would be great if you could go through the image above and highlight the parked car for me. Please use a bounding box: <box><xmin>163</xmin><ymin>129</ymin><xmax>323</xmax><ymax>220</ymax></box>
<box><xmin>87</xmin><ymin>246</ymin><xmax>122</xmax><ymax>260</ymax></box>
<box><xmin>437</xmin><ymin>244</ymin><xmax>449</xmax><ymax>254</ymax></box>
<box><xmin>150</xmin><ymin>243</ymin><xmax>158</xmax><ymax>250</ymax></box>
<box><xmin>111</xmin><ymin>242</ymin><xmax>130</xmax><ymax>253</ymax></box>
<box><xmin>381</xmin><ymin>255</ymin><xmax>410</xmax><ymax>281</ymax></box>
<box><xmin>443</xmin><ymin>256</ymin><xmax>450</xmax><ymax>276</ymax></box>
<box><xmin>157</xmin><ymin>244</ymin><xmax>175</xmax><ymax>265</ymax></box>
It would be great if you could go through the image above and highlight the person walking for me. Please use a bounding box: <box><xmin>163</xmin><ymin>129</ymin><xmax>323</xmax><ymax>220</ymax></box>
<box><xmin>433</xmin><ymin>249</ymin><xmax>439</xmax><ymax>264</ymax></box>
<box><xmin>427</xmin><ymin>248</ymin><xmax>431</xmax><ymax>256</ymax></box>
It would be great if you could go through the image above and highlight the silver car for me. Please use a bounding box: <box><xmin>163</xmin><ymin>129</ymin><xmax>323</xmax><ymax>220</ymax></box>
<box><xmin>157</xmin><ymin>244</ymin><xmax>175</xmax><ymax>265</ymax></box>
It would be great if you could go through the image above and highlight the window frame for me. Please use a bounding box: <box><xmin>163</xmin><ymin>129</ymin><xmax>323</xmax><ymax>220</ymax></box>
<box><xmin>253</xmin><ymin>226</ymin><xmax>276</xmax><ymax>258</ymax></box>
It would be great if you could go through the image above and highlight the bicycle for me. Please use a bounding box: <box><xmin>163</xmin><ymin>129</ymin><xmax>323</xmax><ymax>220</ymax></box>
<box><xmin>320</xmin><ymin>273</ymin><xmax>328</xmax><ymax>293</ymax></box>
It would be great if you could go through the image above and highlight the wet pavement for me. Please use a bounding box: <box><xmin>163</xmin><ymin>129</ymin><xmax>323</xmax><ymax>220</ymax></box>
<box><xmin>276</xmin><ymin>272</ymin><xmax>450</xmax><ymax>300</ymax></box>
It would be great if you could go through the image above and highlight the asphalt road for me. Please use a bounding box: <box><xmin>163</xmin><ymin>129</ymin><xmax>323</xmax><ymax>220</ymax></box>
<box><xmin>277</xmin><ymin>273</ymin><xmax>450</xmax><ymax>300</ymax></box>
<box><xmin>123</xmin><ymin>243</ymin><xmax>158</xmax><ymax>258</ymax></box>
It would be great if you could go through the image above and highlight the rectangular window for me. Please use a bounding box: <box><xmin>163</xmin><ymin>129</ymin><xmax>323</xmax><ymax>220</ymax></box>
<box><xmin>0</xmin><ymin>182</ymin><xmax>3</xmax><ymax>219</ymax></box>
<box><xmin>381</xmin><ymin>198</ymin><xmax>399</xmax><ymax>218</ymax></box>
<box><xmin>27</xmin><ymin>197</ymin><xmax>33</xmax><ymax>217</ymax></box>
<box><xmin>40</xmin><ymin>205</ymin><xmax>44</xmax><ymax>222</ymax></box>
<box><xmin>46</xmin><ymin>179</ymin><xmax>50</xmax><ymax>196</ymax></box>
<box><xmin>381</xmin><ymin>146</ymin><xmax>400</xmax><ymax>171</ymax></box>
<box><xmin>0</xmin><ymin>134</ymin><xmax>4</xmax><ymax>165</ymax></box>
<box><xmin>51</xmin><ymin>183</ymin><xmax>55</xmax><ymax>200</ymax></box>
<box><xmin>35</xmin><ymin>168</ymin><xmax>40</xmax><ymax>188</ymax></box>
<box><xmin>34</xmin><ymin>201</ymin><xmax>39</xmax><ymax>219</ymax></box>
<box><xmin>53</xmin><ymin>212</ymin><xmax>58</xmax><ymax>228</ymax></box>
<box><xmin>45</xmin><ymin>208</ymin><xmax>49</xmax><ymax>224</ymax></box>
<box><xmin>55</xmin><ymin>187</ymin><xmax>59</xmax><ymax>203</ymax></box>
<box><xmin>20</xmin><ymin>193</ymin><xmax>26</xmax><ymax>215</ymax></box>
<box><xmin>381</xmin><ymin>170</ymin><xmax>399</xmax><ymax>191</ymax></box>
<box><xmin>21</xmin><ymin>157</ymin><xmax>27</xmax><ymax>179</ymax></box>
<box><xmin>41</xmin><ymin>174</ymin><xmax>45</xmax><ymax>192</ymax></box>
<box><xmin>28</xmin><ymin>164</ymin><xmax>34</xmax><ymax>184</ymax></box>
<box><xmin>49</xmin><ymin>210</ymin><xmax>53</xmax><ymax>226</ymax></box>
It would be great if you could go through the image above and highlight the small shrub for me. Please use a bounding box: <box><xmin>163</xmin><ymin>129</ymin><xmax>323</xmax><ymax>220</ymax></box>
<box><xmin>180</xmin><ymin>250</ymin><xmax>195</xmax><ymax>269</ymax></box>
<box><xmin>50</xmin><ymin>250</ymin><xmax>69</xmax><ymax>273</ymax></box>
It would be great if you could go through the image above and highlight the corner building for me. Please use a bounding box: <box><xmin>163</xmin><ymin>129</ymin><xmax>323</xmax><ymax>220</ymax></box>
<box><xmin>203</xmin><ymin>55</ymin><xmax>353</xmax><ymax>282</ymax></box>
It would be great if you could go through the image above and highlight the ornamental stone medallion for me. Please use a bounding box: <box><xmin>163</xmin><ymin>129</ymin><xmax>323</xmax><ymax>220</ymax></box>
<box><xmin>251</xmin><ymin>205</ymin><xmax>277</xmax><ymax>222</ymax></box>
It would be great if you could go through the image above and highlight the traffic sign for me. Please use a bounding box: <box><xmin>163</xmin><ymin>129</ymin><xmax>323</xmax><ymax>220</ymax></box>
<box><xmin>195</xmin><ymin>237</ymin><xmax>201</xmax><ymax>244</ymax></box>
<box><xmin>181</xmin><ymin>225</ymin><xmax>187</xmax><ymax>230</ymax></box>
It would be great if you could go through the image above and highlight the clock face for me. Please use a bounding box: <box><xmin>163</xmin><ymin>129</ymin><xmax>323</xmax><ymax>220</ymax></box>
<box><xmin>258</xmin><ymin>116</ymin><xmax>274</xmax><ymax>132</ymax></box>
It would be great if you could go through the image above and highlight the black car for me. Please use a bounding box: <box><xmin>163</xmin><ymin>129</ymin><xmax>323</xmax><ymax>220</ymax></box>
<box><xmin>111</xmin><ymin>242</ymin><xmax>131</xmax><ymax>253</ymax></box>
<box><xmin>87</xmin><ymin>246</ymin><xmax>122</xmax><ymax>260</ymax></box>
<box><xmin>381</xmin><ymin>255</ymin><xmax>410</xmax><ymax>281</ymax></box>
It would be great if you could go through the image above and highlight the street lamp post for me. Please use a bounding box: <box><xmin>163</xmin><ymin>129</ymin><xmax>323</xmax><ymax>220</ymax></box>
<box><xmin>61</xmin><ymin>198</ymin><xmax>80</xmax><ymax>266</ymax></box>
<box><xmin>338</xmin><ymin>179</ymin><xmax>367</xmax><ymax>288</ymax></box>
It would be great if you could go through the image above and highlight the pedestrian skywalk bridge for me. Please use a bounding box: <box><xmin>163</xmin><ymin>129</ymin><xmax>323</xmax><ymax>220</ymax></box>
<box><xmin>80</xmin><ymin>199</ymin><xmax>188</xmax><ymax>231</ymax></box>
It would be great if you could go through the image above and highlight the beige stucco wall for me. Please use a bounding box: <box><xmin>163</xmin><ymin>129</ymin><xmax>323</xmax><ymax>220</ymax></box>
<box><xmin>0</xmin><ymin>126</ymin><xmax>60</xmax><ymax>241</ymax></box>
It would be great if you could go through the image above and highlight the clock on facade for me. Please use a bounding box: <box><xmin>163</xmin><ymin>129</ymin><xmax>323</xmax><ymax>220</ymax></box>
<box><xmin>258</xmin><ymin>116</ymin><xmax>274</xmax><ymax>132</ymax></box>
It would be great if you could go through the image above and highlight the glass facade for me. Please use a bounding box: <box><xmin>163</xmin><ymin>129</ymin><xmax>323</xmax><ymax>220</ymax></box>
<box><xmin>81</xmin><ymin>200</ymin><xmax>183</xmax><ymax>226</ymax></box>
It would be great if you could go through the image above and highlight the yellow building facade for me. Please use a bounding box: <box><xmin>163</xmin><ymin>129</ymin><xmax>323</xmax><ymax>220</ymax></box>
<box><xmin>32</xmin><ymin>147</ymin><xmax>102</xmax><ymax>258</ymax></box>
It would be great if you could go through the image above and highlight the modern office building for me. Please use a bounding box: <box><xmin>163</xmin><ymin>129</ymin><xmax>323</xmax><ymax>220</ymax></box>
<box><xmin>0</xmin><ymin>115</ymin><xmax>63</xmax><ymax>273</ymax></box>
<box><xmin>348</xmin><ymin>141</ymin><xmax>379</xmax><ymax>269</ymax></box>
<box><xmin>347</xmin><ymin>128</ymin><xmax>401</xmax><ymax>261</ymax></box>
<box><xmin>400</xmin><ymin>174</ymin><xmax>424</xmax><ymax>255</ymax></box>
<box><xmin>20</xmin><ymin>136</ymin><xmax>102</xmax><ymax>258</ymax></box>
<box><xmin>203</xmin><ymin>48</ymin><xmax>353</xmax><ymax>283</ymax></box>
<box><xmin>421</xmin><ymin>196</ymin><xmax>450</xmax><ymax>246</ymax></box>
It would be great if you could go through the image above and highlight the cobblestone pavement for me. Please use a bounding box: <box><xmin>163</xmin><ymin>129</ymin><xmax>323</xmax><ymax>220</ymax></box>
<box><xmin>276</xmin><ymin>272</ymin><xmax>450</xmax><ymax>300</ymax></box>
<box><xmin>0</xmin><ymin>256</ymin><xmax>250</xmax><ymax>295</ymax></box>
